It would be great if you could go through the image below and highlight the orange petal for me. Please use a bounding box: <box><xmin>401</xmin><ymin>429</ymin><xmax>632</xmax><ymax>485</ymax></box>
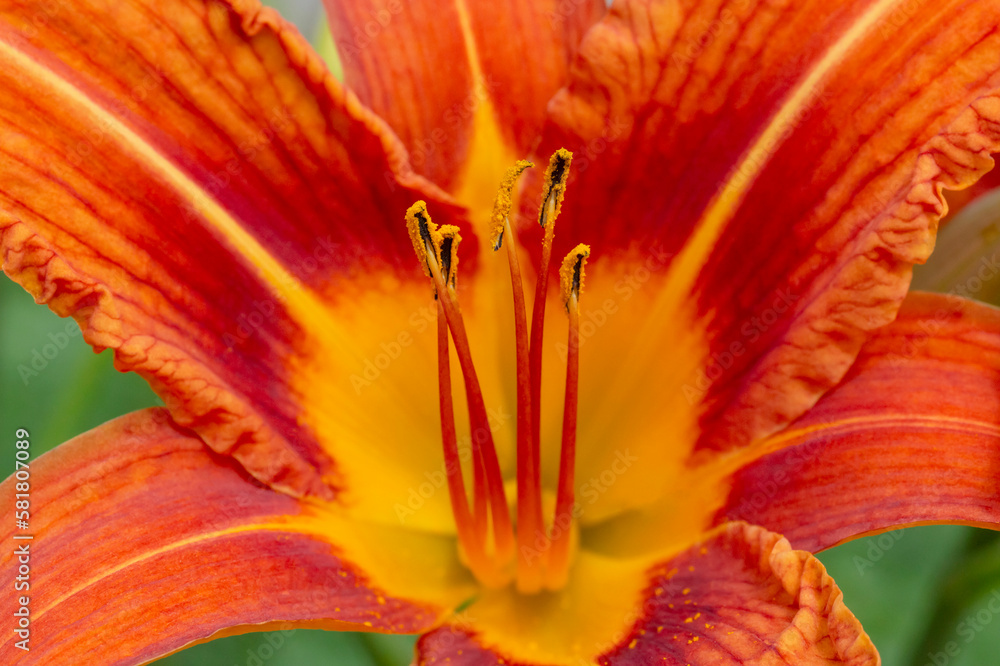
<box><xmin>416</xmin><ymin>523</ymin><xmax>877</xmax><ymax>665</ymax></box>
<box><xmin>721</xmin><ymin>292</ymin><xmax>1000</xmax><ymax>552</ymax></box>
<box><xmin>525</xmin><ymin>0</ymin><xmax>1000</xmax><ymax>464</ymax></box>
<box><xmin>0</xmin><ymin>0</ymin><xmax>461</xmax><ymax>498</ymax></box>
<box><xmin>0</xmin><ymin>409</ymin><xmax>458</xmax><ymax>665</ymax></box>
<box><xmin>941</xmin><ymin>165</ymin><xmax>1000</xmax><ymax>227</ymax></box>
<box><xmin>323</xmin><ymin>0</ymin><xmax>605</xmax><ymax>198</ymax></box>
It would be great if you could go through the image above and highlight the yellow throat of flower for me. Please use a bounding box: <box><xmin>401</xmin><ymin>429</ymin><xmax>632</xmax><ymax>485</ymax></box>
<box><xmin>404</xmin><ymin>149</ymin><xmax>588</xmax><ymax>593</ymax></box>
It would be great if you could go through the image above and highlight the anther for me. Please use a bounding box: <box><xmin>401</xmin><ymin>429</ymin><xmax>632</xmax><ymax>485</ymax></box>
<box><xmin>560</xmin><ymin>244</ymin><xmax>590</xmax><ymax>308</ymax></box>
<box><xmin>490</xmin><ymin>159</ymin><xmax>533</xmax><ymax>251</ymax></box>
<box><xmin>438</xmin><ymin>225</ymin><xmax>461</xmax><ymax>289</ymax></box>
<box><xmin>538</xmin><ymin>148</ymin><xmax>572</xmax><ymax>230</ymax></box>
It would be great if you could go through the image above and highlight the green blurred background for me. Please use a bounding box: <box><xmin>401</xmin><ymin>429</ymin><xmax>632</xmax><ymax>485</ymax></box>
<box><xmin>3</xmin><ymin>1</ymin><xmax>1000</xmax><ymax>664</ymax></box>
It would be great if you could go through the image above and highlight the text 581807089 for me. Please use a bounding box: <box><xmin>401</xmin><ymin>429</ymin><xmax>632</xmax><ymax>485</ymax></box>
<box><xmin>12</xmin><ymin>428</ymin><xmax>32</xmax><ymax>652</ymax></box>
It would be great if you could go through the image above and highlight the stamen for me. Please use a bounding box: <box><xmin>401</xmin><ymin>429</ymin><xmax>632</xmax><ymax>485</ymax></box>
<box><xmin>435</xmin><ymin>225</ymin><xmax>487</xmax><ymax>540</ymax></box>
<box><xmin>490</xmin><ymin>160</ymin><xmax>546</xmax><ymax>592</ymax></box>
<box><xmin>405</xmin><ymin>152</ymin><xmax>585</xmax><ymax>592</ymax></box>
<box><xmin>547</xmin><ymin>244</ymin><xmax>590</xmax><ymax>590</ymax></box>
<box><xmin>405</xmin><ymin>202</ymin><xmax>515</xmax><ymax>576</ymax></box>
<box><xmin>527</xmin><ymin>150</ymin><xmax>573</xmax><ymax>573</ymax></box>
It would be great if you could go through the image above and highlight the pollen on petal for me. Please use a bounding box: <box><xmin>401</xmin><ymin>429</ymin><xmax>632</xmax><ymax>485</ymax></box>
<box><xmin>539</xmin><ymin>148</ymin><xmax>573</xmax><ymax>229</ymax></box>
<box><xmin>489</xmin><ymin>159</ymin><xmax>533</xmax><ymax>251</ymax></box>
<box><xmin>559</xmin><ymin>243</ymin><xmax>591</xmax><ymax>308</ymax></box>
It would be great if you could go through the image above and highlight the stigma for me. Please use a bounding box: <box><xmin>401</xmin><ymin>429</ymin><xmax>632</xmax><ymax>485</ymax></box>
<box><xmin>404</xmin><ymin>149</ymin><xmax>585</xmax><ymax>593</ymax></box>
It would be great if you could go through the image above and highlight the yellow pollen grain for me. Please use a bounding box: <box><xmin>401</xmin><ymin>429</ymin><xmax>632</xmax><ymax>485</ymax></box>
<box><xmin>404</xmin><ymin>200</ymin><xmax>442</xmax><ymax>278</ymax></box>
<box><xmin>438</xmin><ymin>224</ymin><xmax>463</xmax><ymax>287</ymax></box>
<box><xmin>559</xmin><ymin>243</ymin><xmax>591</xmax><ymax>307</ymax></box>
<box><xmin>539</xmin><ymin>148</ymin><xmax>573</xmax><ymax>228</ymax></box>
<box><xmin>489</xmin><ymin>159</ymin><xmax>533</xmax><ymax>250</ymax></box>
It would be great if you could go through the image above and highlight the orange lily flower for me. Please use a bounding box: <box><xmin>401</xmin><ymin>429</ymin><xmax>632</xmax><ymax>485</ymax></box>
<box><xmin>4</xmin><ymin>0</ymin><xmax>1000</xmax><ymax>663</ymax></box>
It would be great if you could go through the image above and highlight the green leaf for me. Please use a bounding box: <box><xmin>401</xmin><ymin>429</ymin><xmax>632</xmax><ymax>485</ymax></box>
<box><xmin>816</xmin><ymin>525</ymin><xmax>973</xmax><ymax>666</ymax></box>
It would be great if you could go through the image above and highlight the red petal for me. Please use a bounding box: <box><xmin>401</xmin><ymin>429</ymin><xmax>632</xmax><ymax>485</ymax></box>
<box><xmin>721</xmin><ymin>292</ymin><xmax>1000</xmax><ymax>552</ymax></box>
<box><xmin>0</xmin><ymin>0</ymin><xmax>460</xmax><ymax>498</ymax></box>
<box><xmin>0</xmin><ymin>409</ymin><xmax>460</xmax><ymax>664</ymax></box>
<box><xmin>323</xmin><ymin>0</ymin><xmax>605</xmax><ymax>193</ymax></box>
<box><xmin>525</xmin><ymin>0</ymin><xmax>1000</xmax><ymax>462</ymax></box>
<box><xmin>415</xmin><ymin>523</ymin><xmax>877</xmax><ymax>665</ymax></box>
